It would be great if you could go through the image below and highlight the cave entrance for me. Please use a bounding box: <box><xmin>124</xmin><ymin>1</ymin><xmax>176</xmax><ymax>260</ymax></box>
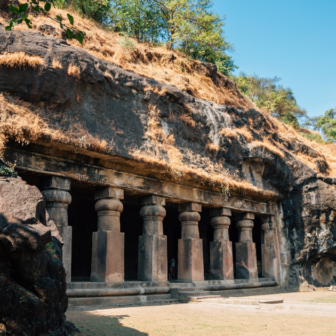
<box><xmin>229</xmin><ymin>215</ymin><xmax>239</xmax><ymax>279</ymax></box>
<box><xmin>199</xmin><ymin>208</ymin><xmax>213</xmax><ymax>280</ymax></box>
<box><xmin>253</xmin><ymin>216</ymin><xmax>263</xmax><ymax>278</ymax></box>
<box><xmin>68</xmin><ymin>183</ymin><xmax>96</xmax><ymax>282</ymax></box>
<box><xmin>164</xmin><ymin>203</ymin><xmax>181</xmax><ymax>280</ymax></box>
<box><xmin>121</xmin><ymin>196</ymin><xmax>142</xmax><ymax>281</ymax></box>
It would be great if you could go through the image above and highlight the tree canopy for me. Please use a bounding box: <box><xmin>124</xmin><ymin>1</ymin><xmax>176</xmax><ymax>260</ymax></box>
<box><xmin>232</xmin><ymin>73</ymin><xmax>306</xmax><ymax>129</ymax></box>
<box><xmin>305</xmin><ymin>108</ymin><xmax>336</xmax><ymax>142</ymax></box>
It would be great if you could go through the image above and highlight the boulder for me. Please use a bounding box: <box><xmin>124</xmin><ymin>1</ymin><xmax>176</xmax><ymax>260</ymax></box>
<box><xmin>0</xmin><ymin>169</ymin><xmax>79</xmax><ymax>336</ymax></box>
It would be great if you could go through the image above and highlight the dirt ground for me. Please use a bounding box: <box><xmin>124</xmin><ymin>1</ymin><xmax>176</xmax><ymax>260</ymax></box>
<box><xmin>67</xmin><ymin>291</ymin><xmax>336</xmax><ymax>336</ymax></box>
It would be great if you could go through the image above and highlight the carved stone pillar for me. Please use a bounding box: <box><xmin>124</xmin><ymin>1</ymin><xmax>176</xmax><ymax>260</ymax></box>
<box><xmin>261</xmin><ymin>217</ymin><xmax>277</xmax><ymax>279</ymax></box>
<box><xmin>235</xmin><ymin>213</ymin><xmax>258</xmax><ymax>280</ymax></box>
<box><xmin>138</xmin><ymin>195</ymin><xmax>167</xmax><ymax>282</ymax></box>
<box><xmin>91</xmin><ymin>187</ymin><xmax>124</xmax><ymax>282</ymax></box>
<box><xmin>178</xmin><ymin>203</ymin><xmax>204</xmax><ymax>281</ymax></box>
<box><xmin>42</xmin><ymin>176</ymin><xmax>72</xmax><ymax>281</ymax></box>
<box><xmin>210</xmin><ymin>208</ymin><xmax>234</xmax><ymax>280</ymax></box>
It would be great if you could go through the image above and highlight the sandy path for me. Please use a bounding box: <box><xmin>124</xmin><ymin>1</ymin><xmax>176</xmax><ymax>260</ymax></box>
<box><xmin>67</xmin><ymin>292</ymin><xmax>336</xmax><ymax>336</ymax></box>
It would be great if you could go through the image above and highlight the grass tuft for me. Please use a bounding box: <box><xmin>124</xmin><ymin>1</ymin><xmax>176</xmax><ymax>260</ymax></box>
<box><xmin>0</xmin><ymin>52</ymin><xmax>44</xmax><ymax>69</ymax></box>
<box><xmin>52</xmin><ymin>59</ymin><xmax>63</xmax><ymax>69</ymax></box>
<box><xmin>68</xmin><ymin>63</ymin><xmax>81</xmax><ymax>77</ymax></box>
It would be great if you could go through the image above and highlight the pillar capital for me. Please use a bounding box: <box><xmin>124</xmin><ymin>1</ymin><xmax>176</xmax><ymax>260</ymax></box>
<box><xmin>95</xmin><ymin>187</ymin><xmax>124</xmax><ymax>200</ymax></box>
<box><xmin>41</xmin><ymin>176</ymin><xmax>71</xmax><ymax>191</ymax></box>
<box><xmin>236</xmin><ymin>219</ymin><xmax>254</xmax><ymax>243</ymax></box>
<box><xmin>236</xmin><ymin>219</ymin><xmax>254</xmax><ymax>230</ymax></box>
<box><xmin>210</xmin><ymin>207</ymin><xmax>232</xmax><ymax>217</ymax></box>
<box><xmin>178</xmin><ymin>202</ymin><xmax>202</xmax><ymax>213</ymax></box>
<box><xmin>211</xmin><ymin>215</ymin><xmax>230</xmax><ymax>227</ymax></box>
<box><xmin>140</xmin><ymin>195</ymin><xmax>165</xmax><ymax>206</ymax></box>
<box><xmin>42</xmin><ymin>189</ymin><xmax>72</xmax><ymax>205</ymax></box>
<box><xmin>261</xmin><ymin>216</ymin><xmax>275</xmax><ymax>231</ymax></box>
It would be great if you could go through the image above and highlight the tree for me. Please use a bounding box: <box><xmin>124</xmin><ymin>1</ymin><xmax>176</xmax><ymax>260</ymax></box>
<box><xmin>152</xmin><ymin>0</ymin><xmax>230</xmax><ymax>50</ymax></box>
<box><xmin>110</xmin><ymin>0</ymin><xmax>166</xmax><ymax>43</ymax></box>
<box><xmin>305</xmin><ymin>108</ymin><xmax>336</xmax><ymax>142</ymax></box>
<box><xmin>56</xmin><ymin>0</ymin><xmax>111</xmax><ymax>24</ymax></box>
<box><xmin>232</xmin><ymin>73</ymin><xmax>306</xmax><ymax>128</ymax></box>
<box><xmin>5</xmin><ymin>0</ymin><xmax>85</xmax><ymax>44</ymax></box>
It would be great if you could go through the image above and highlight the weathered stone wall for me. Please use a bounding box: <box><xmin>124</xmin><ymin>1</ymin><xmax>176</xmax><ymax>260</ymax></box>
<box><xmin>0</xmin><ymin>27</ymin><xmax>335</xmax><ymax>288</ymax></box>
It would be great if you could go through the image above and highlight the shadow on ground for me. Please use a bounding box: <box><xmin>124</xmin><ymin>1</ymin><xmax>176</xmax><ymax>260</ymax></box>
<box><xmin>69</xmin><ymin>313</ymin><xmax>148</xmax><ymax>336</ymax></box>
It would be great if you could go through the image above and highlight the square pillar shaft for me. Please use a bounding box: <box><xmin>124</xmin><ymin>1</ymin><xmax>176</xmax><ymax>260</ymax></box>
<box><xmin>262</xmin><ymin>220</ymin><xmax>278</xmax><ymax>279</ymax></box>
<box><xmin>235</xmin><ymin>213</ymin><xmax>258</xmax><ymax>280</ymax></box>
<box><xmin>209</xmin><ymin>208</ymin><xmax>233</xmax><ymax>280</ymax></box>
<box><xmin>138</xmin><ymin>195</ymin><xmax>167</xmax><ymax>281</ymax></box>
<box><xmin>178</xmin><ymin>239</ymin><xmax>204</xmax><ymax>281</ymax></box>
<box><xmin>235</xmin><ymin>241</ymin><xmax>258</xmax><ymax>279</ymax></box>
<box><xmin>178</xmin><ymin>202</ymin><xmax>204</xmax><ymax>282</ymax></box>
<box><xmin>138</xmin><ymin>235</ymin><xmax>167</xmax><ymax>281</ymax></box>
<box><xmin>210</xmin><ymin>241</ymin><xmax>234</xmax><ymax>280</ymax></box>
<box><xmin>91</xmin><ymin>231</ymin><xmax>125</xmax><ymax>282</ymax></box>
<box><xmin>91</xmin><ymin>187</ymin><xmax>125</xmax><ymax>282</ymax></box>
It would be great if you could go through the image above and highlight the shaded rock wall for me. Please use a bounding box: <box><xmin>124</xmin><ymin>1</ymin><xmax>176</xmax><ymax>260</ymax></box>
<box><xmin>0</xmin><ymin>164</ymin><xmax>79</xmax><ymax>336</ymax></box>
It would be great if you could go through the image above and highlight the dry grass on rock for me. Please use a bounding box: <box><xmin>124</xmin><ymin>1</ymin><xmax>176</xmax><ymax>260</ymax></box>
<box><xmin>0</xmin><ymin>93</ymin><xmax>109</xmax><ymax>155</ymax></box>
<box><xmin>68</xmin><ymin>63</ymin><xmax>81</xmax><ymax>77</ymax></box>
<box><xmin>0</xmin><ymin>52</ymin><xmax>44</xmax><ymax>69</ymax></box>
<box><xmin>0</xmin><ymin>8</ymin><xmax>252</xmax><ymax>110</ymax></box>
<box><xmin>250</xmin><ymin>140</ymin><xmax>285</xmax><ymax>158</ymax></box>
<box><xmin>52</xmin><ymin>59</ymin><xmax>63</xmax><ymax>69</ymax></box>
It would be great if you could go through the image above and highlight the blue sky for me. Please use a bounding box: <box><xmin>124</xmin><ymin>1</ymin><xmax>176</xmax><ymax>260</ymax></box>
<box><xmin>212</xmin><ymin>0</ymin><xmax>336</xmax><ymax>117</ymax></box>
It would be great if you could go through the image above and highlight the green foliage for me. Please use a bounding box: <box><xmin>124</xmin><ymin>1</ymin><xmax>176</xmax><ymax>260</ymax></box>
<box><xmin>232</xmin><ymin>73</ymin><xmax>306</xmax><ymax>128</ymax></box>
<box><xmin>110</xmin><ymin>0</ymin><xmax>166</xmax><ymax>43</ymax></box>
<box><xmin>56</xmin><ymin>0</ymin><xmax>111</xmax><ymax>24</ymax></box>
<box><xmin>300</xmin><ymin>131</ymin><xmax>326</xmax><ymax>145</ymax></box>
<box><xmin>305</xmin><ymin>108</ymin><xmax>336</xmax><ymax>142</ymax></box>
<box><xmin>119</xmin><ymin>36</ymin><xmax>136</xmax><ymax>50</ymax></box>
<box><xmin>6</xmin><ymin>0</ymin><xmax>85</xmax><ymax>44</ymax></box>
<box><xmin>45</xmin><ymin>242</ymin><xmax>57</xmax><ymax>257</ymax></box>
<box><xmin>0</xmin><ymin>161</ymin><xmax>16</xmax><ymax>177</ymax></box>
<box><xmin>180</xmin><ymin>41</ymin><xmax>237</xmax><ymax>76</ymax></box>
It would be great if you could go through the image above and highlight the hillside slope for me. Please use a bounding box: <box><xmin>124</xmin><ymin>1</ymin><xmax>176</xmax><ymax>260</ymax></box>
<box><xmin>0</xmin><ymin>11</ymin><xmax>336</xmax><ymax>289</ymax></box>
<box><xmin>0</xmin><ymin>6</ymin><xmax>335</xmax><ymax>180</ymax></box>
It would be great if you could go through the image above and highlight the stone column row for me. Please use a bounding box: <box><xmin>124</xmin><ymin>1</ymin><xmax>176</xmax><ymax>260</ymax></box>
<box><xmin>42</xmin><ymin>178</ymin><xmax>277</xmax><ymax>283</ymax></box>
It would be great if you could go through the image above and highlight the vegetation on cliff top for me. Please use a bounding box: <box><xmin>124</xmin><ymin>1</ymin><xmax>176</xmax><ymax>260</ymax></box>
<box><xmin>0</xmin><ymin>1</ymin><xmax>336</xmax><ymax>194</ymax></box>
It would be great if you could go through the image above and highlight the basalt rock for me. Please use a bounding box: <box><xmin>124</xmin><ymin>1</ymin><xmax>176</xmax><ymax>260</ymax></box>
<box><xmin>0</xmin><ymin>27</ymin><xmax>335</xmax><ymax>289</ymax></box>
<box><xmin>0</xmin><ymin>168</ymin><xmax>80</xmax><ymax>336</ymax></box>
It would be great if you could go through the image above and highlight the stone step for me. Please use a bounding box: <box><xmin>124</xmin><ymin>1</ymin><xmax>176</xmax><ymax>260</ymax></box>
<box><xmin>180</xmin><ymin>291</ymin><xmax>213</xmax><ymax>297</ymax></box>
<box><xmin>69</xmin><ymin>294</ymin><xmax>175</xmax><ymax>307</ymax></box>
<box><xmin>188</xmin><ymin>295</ymin><xmax>222</xmax><ymax>302</ymax></box>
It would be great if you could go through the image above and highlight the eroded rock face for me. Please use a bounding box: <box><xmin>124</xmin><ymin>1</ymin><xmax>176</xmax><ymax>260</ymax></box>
<box><xmin>280</xmin><ymin>179</ymin><xmax>336</xmax><ymax>287</ymax></box>
<box><xmin>0</xmin><ymin>169</ymin><xmax>79</xmax><ymax>336</ymax></box>
<box><xmin>0</xmin><ymin>28</ymin><xmax>335</xmax><ymax>288</ymax></box>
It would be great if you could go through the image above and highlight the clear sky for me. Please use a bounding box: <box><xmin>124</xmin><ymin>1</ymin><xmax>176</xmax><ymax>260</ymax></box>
<box><xmin>212</xmin><ymin>0</ymin><xmax>336</xmax><ymax>117</ymax></box>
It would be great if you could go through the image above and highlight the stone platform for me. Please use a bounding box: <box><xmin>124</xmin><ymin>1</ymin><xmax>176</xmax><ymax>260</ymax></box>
<box><xmin>67</xmin><ymin>278</ymin><xmax>278</xmax><ymax>307</ymax></box>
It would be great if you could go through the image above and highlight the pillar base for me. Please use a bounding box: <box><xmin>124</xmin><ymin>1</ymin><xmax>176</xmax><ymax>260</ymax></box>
<box><xmin>138</xmin><ymin>235</ymin><xmax>167</xmax><ymax>281</ymax></box>
<box><xmin>210</xmin><ymin>241</ymin><xmax>234</xmax><ymax>280</ymax></box>
<box><xmin>235</xmin><ymin>242</ymin><xmax>258</xmax><ymax>280</ymax></box>
<box><xmin>178</xmin><ymin>239</ymin><xmax>204</xmax><ymax>281</ymax></box>
<box><xmin>60</xmin><ymin>226</ymin><xmax>72</xmax><ymax>282</ymax></box>
<box><xmin>91</xmin><ymin>231</ymin><xmax>124</xmax><ymax>282</ymax></box>
<box><xmin>262</xmin><ymin>244</ymin><xmax>277</xmax><ymax>279</ymax></box>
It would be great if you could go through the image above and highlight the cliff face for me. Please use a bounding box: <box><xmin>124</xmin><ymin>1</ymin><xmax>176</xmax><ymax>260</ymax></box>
<box><xmin>0</xmin><ymin>27</ymin><xmax>336</xmax><ymax>288</ymax></box>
